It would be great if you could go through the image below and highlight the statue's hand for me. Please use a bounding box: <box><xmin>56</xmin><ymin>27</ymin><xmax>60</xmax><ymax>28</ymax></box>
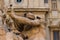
<box><xmin>24</xmin><ymin>12</ymin><xmax>35</xmax><ymax>20</ymax></box>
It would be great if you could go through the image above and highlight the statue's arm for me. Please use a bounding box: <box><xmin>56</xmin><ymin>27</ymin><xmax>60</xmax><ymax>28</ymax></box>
<box><xmin>15</xmin><ymin>17</ymin><xmax>40</xmax><ymax>26</ymax></box>
<box><xmin>8</xmin><ymin>13</ymin><xmax>40</xmax><ymax>26</ymax></box>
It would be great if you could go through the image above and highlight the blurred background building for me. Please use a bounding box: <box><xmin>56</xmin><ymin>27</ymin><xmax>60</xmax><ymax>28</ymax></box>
<box><xmin>0</xmin><ymin>0</ymin><xmax>60</xmax><ymax>40</ymax></box>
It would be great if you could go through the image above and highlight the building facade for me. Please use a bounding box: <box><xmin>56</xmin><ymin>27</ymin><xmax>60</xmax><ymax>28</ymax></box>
<box><xmin>0</xmin><ymin>0</ymin><xmax>60</xmax><ymax>40</ymax></box>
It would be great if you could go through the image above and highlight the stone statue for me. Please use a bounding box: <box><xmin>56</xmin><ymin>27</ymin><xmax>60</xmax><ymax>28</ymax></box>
<box><xmin>7</xmin><ymin>10</ymin><xmax>46</xmax><ymax>40</ymax></box>
<box><xmin>1</xmin><ymin>6</ymin><xmax>46</xmax><ymax>40</ymax></box>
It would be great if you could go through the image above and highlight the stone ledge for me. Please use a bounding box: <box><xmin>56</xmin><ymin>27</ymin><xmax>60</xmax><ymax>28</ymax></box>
<box><xmin>8</xmin><ymin>8</ymin><xmax>49</xmax><ymax>12</ymax></box>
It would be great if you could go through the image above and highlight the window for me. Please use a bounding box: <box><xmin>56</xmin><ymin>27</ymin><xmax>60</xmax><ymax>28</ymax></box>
<box><xmin>17</xmin><ymin>0</ymin><xmax>22</xmax><ymax>3</ymax></box>
<box><xmin>52</xmin><ymin>3</ymin><xmax>57</xmax><ymax>10</ymax></box>
<box><xmin>44</xmin><ymin>0</ymin><xmax>48</xmax><ymax>3</ymax></box>
<box><xmin>53</xmin><ymin>31</ymin><xmax>59</xmax><ymax>40</ymax></box>
<box><xmin>52</xmin><ymin>0</ymin><xmax>56</xmax><ymax>1</ymax></box>
<box><xmin>51</xmin><ymin>0</ymin><xmax>57</xmax><ymax>10</ymax></box>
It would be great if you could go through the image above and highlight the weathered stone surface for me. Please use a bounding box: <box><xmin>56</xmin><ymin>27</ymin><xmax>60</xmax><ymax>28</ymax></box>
<box><xmin>6</xmin><ymin>32</ymin><xmax>13</xmax><ymax>40</ymax></box>
<box><xmin>6</xmin><ymin>32</ymin><xmax>23</xmax><ymax>40</ymax></box>
<box><xmin>0</xmin><ymin>27</ymin><xmax>6</xmax><ymax>40</ymax></box>
<box><xmin>13</xmin><ymin>34</ymin><xmax>23</xmax><ymax>40</ymax></box>
<box><xmin>22</xmin><ymin>24</ymin><xmax>46</xmax><ymax>40</ymax></box>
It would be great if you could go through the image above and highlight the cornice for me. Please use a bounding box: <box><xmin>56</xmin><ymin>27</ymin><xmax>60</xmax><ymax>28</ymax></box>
<box><xmin>7</xmin><ymin>8</ymin><xmax>49</xmax><ymax>12</ymax></box>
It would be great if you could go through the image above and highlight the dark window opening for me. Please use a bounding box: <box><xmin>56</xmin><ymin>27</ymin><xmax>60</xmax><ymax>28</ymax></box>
<box><xmin>53</xmin><ymin>31</ymin><xmax>59</xmax><ymax>40</ymax></box>
<box><xmin>52</xmin><ymin>0</ymin><xmax>56</xmax><ymax>1</ymax></box>
<box><xmin>17</xmin><ymin>0</ymin><xmax>22</xmax><ymax>3</ymax></box>
<box><xmin>44</xmin><ymin>0</ymin><xmax>48</xmax><ymax>3</ymax></box>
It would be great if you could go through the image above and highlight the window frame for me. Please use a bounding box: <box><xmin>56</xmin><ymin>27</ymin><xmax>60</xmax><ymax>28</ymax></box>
<box><xmin>51</xmin><ymin>0</ymin><xmax>57</xmax><ymax>10</ymax></box>
<box><xmin>50</xmin><ymin>27</ymin><xmax>60</xmax><ymax>40</ymax></box>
